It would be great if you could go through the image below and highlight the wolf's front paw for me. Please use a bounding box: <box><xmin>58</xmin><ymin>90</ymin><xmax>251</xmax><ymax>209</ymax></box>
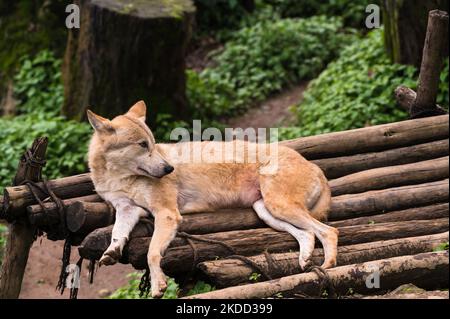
<box><xmin>99</xmin><ymin>240</ymin><xmax>123</xmax><ymax>266</ymax></box>
<box><xmin>151</xmin><ymin>274</ymin><xmax>168</xmax><ymax>298</ymax></box>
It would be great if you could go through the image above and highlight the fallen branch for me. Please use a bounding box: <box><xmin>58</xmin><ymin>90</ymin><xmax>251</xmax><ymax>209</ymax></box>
<box><xmin>184</xmin><ymin>251</ymin><xmax>449</xmax><ymax>299</ymax></box>
<box><xmin>198</xmin><ymin>232</ymin><xmax>449</xmax><ymax>287</ymax></box>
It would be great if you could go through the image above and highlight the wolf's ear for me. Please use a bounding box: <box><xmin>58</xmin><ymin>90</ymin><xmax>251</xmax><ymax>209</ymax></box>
<box><xmin>126</xmin><ymin>100</ymin><xmax>146</xmax><ymax>122</ymax></box>
<box><xmin>86</xmin><ymin>110</ymin><xmax>114</xmax><ymax>133</ymax></box>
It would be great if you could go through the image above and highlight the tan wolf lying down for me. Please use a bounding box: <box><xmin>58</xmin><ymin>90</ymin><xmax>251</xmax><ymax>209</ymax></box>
<box><xmin>86</xmin><ymin>101</ymin><xmax>338</xmax><ymax>298</ymax></box>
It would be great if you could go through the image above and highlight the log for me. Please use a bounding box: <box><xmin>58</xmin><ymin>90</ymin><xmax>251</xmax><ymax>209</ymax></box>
<box><xmin>27</xmin><ymin>194</ymin><xmax>102</xmax><ymax>227</ymax></box>
<box><xmin>280</xmin><ymin>115</ymin><xmax>449</xmax><ymax>159</ymax></box>
<box><xmin>184</xmin><ymin>251</ymin><xmax>449</xmax><ymax>299</ymax></box>
<box><xmin>328</xmin><ymin>203</ymin><xmax>449</xmax><ymax>228</ymax></box>
<box><xmin>3</xmin><ymin>173</ymin><xmax>94</xmax><ymax>219</ymax></box>
<box><xmin>314</xmin><ymin>139</ymin><xmax>448</xmax><ymax>179</ymax></box>
<box><xmin>69</xmin><ymin>179</ymin><xmax>449</xmax><ymax>246</ymax></box>
<box><xmin>198</xmin><ymin>232</ymin><xmax>449</xmax><ymax>287</ymax></box>
<box><xmin>329</xmin><ymin>156</ymin><xmax>449</xmax><ymax>196</ymax></box>
<box><xmin>78</xmin><ymin>218</ymin><xmax>449</xmax><ymax>274</ymax></box>
<box><xmin>412</xmin><ymin>10</ymin><xmax>449</xmax><ymax>118</ymax></box>
<box><xmin>395</xmin><ymin>86</ymin><xmax>447</xmax><ymax>115</ymax></box>
<box><xmin>330</xmin><ymin>179</ymin><xmax>449</xmax><ymax>220</ymax></box>
<box><xmin>68</xmin><ymin>199</ymin><xmax>449</xmax><ymax>246</ymax></box>
<box><xmin>62</xmin><ymin>0</ymin><xmax>195</xmax><ymax>125</ymax></box>
<box><xmin>0</xmin><ymin>137</ymin><xmax>47</xmax><ymax>299</ymax></box>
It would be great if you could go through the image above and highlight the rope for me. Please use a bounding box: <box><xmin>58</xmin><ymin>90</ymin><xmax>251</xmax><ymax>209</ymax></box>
<box><xmin>298</xmin><ymin>261</ymin><xmax>337</xmax><ymax>299</ymax></box>
<box><xmin>137</xmin><ymin>217</ymin><xmax>277</xmax><ymax>296</ymax></box>
<box><xmin>19</xmin><ymin>179</ymin><xmax>73</xmax><ymax>296</ymax></box>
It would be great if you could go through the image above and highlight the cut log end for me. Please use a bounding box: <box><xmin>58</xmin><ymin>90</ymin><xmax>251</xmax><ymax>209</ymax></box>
<box><xmin>66</xmin><ymin>202</ymin><xmax>87</xmax><ymax>233</ymax></box>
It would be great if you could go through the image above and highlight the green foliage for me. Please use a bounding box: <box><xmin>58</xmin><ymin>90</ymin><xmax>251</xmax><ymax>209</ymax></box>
<box><xmin>0</xmin><ymin>224</ymin><xmax>7</xmax><ymax>265</ymax></box>
<box><xmin>279</xmin><ymin>29</ymin><xmax>449</xmax><ymax>140</ymax></box>
<box><xmin>109</xmin><ymin>273</ymin><xmax>214</xmax><ymax>299</ymax></box>
<box><xmin>187</xmin><ymin>16</ymin><xmax>355</xmax><ymax>119</ymax></box>
<box><xmin>0</xmin><ymin>0</ymin><xmax>67</xmax><ymax>77</ymax></box>
<box><xmin>185</xmin><ymin>280</ymin><xmax>215</xmax><ymax>296</ymax></box>
<box><xmin>249</xmin><ymin>272</ymin><xmax>261</xmax><ymax>282</ymax></box>
<box><xmin>264</xmin><ymin>0</ymin><xmax>377</xmax><ymax>28</ymax></box>
<box><xmin>194</xmin><ymin>0</ymin><xmax>253</xmax><ymax>35</ymax></box>
<box><xmin>0</xmin><ymin>114</ymin><xmax>91</xmax><ymax>189</ymax></box>
<box><xmin>14</xmin><ymin>50</ymin><xmax>64</xmax><ymax>114</ymax></box>
<box><xmin>438</xmin><ymin>59</ymin><xmax>449</xmax><ymax>109</ymax></box>
<box><xmin>433</xmin><ymin>242</ymin><xmax>449</xmax><ymax>252</ymax></box>
<box><xmin>0</xmin><ymin>50</ymin><xmax>91</xmax><ymax>190</ymax></box>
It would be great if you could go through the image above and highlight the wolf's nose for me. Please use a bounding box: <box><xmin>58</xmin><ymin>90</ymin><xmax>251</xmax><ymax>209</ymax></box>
<box><xmin>164</xmin><ymin>165</ymin><xmax>174</xmax><ymax>174</ymax></box>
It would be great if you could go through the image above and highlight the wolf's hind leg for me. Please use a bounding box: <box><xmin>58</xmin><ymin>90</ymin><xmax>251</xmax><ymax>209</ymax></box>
<box><xmin>99</xmin><ymin>199</ymin><xmax>148</xmax><ymax>266</ymax></box>
<box><xmin>253</xmin><ymin>199</ymin><xmax>315</xmax><ymax>270</ymax></box>
<box><xmin>147</xmin><ymin>208</ymin><xmax>182</xmax><ymax>298</ymax></box>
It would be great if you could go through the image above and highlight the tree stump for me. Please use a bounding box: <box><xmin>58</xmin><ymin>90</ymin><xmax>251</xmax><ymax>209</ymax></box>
<box><xmin>62</xmin><ymin>0</ymin><xmax>195</xmax><ymax>125</ymax></box>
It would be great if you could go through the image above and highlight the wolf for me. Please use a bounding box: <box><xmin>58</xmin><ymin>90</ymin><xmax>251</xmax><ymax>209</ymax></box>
<box><xmin>86</xmin><ymin>101</ymin><xmax>338</xmax><ymax>298</ymax></box>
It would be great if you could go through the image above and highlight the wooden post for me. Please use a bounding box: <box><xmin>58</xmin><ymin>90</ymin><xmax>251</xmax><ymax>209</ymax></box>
<box><xmin>411</xmin><ymin>10</ymin><xmax>449</xmax><ymax>118</ymax></box>
<box><xmin>0</xmin><ymin>137</ymin><xmax>48</xmax><ymax>299</ymax></box>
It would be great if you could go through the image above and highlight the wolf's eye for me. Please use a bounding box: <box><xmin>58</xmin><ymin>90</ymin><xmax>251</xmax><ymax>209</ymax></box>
<box><xmin>138</xmin><ymin>141</ymin><xmax>148</xmax><ymax>149</ymax></box>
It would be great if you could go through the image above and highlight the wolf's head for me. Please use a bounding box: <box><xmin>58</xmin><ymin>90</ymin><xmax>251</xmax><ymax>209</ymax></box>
<box><xmin>87</xmin><ymin>101</ymin><xmax>174</xmax><ymax>179</ymax></box>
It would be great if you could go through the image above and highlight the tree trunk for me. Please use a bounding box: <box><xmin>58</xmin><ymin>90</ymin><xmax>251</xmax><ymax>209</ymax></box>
<box><xmin>62</xmin><ymin>0</ymin><xmax>195</xmax><ymax>125</ymax></box>
<box><xmin>382</xmin><ymin>0</ymin><xmax>449</xmax><ymax>67</ymax></box>
<box><xmin>184</xmin><ymin>251</ymin><xmax>449</xmax><ymax>299</ymax></box>
<box><xmin>198</xmin><ymin>232</ymin><xmax>449</xmax><ymax>287</ymax></box>
<box><xmin>78</xmin><ymin>218</ymin><xmax>449</xmax><ymax>274</ymax></box>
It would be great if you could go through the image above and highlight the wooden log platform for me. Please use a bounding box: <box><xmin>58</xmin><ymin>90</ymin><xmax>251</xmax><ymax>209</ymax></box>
<box><xmin>1</xmin><ymin>115</ymin><xmax>448</xmax><ymax>298</ymax></box>
<box><xmin>198</xmin><ymin>232</ymin><xmax>449</xmax><ymax>287</ymax></box>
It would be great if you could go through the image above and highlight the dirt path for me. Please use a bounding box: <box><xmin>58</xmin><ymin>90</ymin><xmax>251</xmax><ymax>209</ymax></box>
<box><xmin>226</xmin><ymin>82</ymin><xmax>308</xmax><ymax>131</ymax></box>
<box><xmin>19</xmin><ymin>237</ymin><xmax>135</xmax><ymax>299</ymax></box>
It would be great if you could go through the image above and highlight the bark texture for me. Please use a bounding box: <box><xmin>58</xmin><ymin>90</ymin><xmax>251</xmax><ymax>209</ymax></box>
<box><xmin>62</xmin><ymin>0</ymin><xmax>195</xmax><ymax>124</ymax></box>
